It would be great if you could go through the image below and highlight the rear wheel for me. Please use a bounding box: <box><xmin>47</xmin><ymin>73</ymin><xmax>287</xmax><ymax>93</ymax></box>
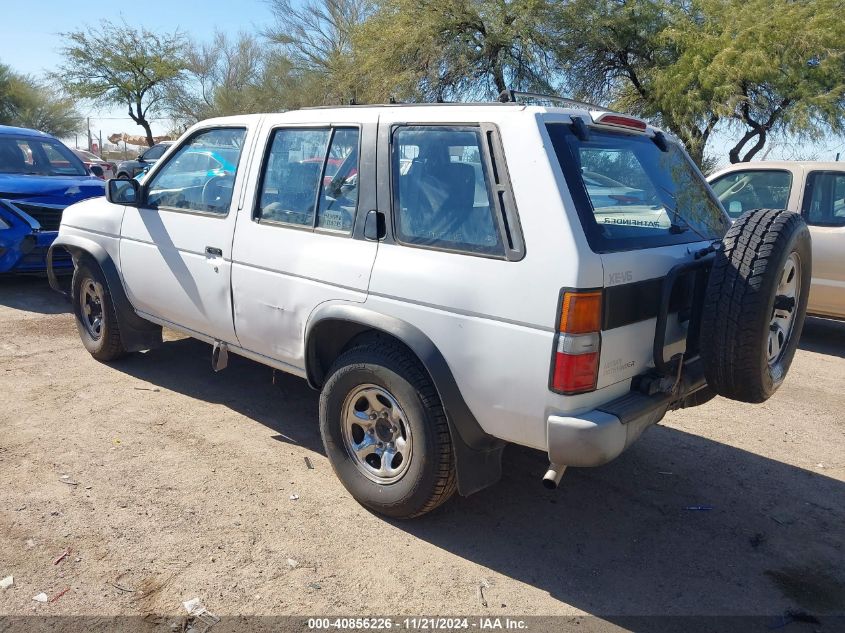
<box><xmin>319</xmin><ymin>339</ymin><xmax>456</xmax><ymax>518</ymax></box>
<box><xmin>700</xmin><ymin>208</ymin><xmax>811</xmax><ymax>403</ymax></box>
<box><xmin>72</xmin><ymin>260</ymin><xmax>126</xmax><ymax>362</ymax></box>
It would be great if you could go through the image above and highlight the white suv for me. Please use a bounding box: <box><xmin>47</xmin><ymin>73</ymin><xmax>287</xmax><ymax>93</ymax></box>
<box><xmin>48</xmin><ymin>100</ymin><xmax>812</xmax><ymax>518</ymax></box>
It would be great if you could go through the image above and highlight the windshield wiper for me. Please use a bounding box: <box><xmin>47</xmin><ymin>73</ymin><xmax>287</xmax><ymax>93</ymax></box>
<box><xmin>654</xmin><ymin>183</ymin><xmax>713</xmax><ymax>242</ymax></box>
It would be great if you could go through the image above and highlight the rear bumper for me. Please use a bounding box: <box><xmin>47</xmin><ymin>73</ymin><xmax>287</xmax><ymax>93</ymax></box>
<box><xmin>547</xmin><ymin>358</ymin><xmax>707</xmax><ymax>467</ymax></box>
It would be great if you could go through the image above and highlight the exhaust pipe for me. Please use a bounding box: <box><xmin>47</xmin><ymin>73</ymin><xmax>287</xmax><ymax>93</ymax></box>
<box><xmin>542</xmin><ymin>463</ymin><xmax>567</xmax><ymax>490</ymax></box>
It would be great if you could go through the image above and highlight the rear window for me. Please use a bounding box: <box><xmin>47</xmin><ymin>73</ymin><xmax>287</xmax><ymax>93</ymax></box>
<box><xmin>546</xmin><ymin>124</ymin><xmax>726</xmax><ymax>252</ymax></box>
<box><xmin>709</xmin><ymin>169</ymin><xmax>792</xmax><ymax>218</ymax></box>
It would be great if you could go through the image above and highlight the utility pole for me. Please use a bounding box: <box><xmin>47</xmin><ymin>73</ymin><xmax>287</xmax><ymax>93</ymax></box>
<box><xmin>87</xmin><ymin>117</ymin><xmax>92</xmax><ymax>152</ymax></box>
<box><xmin>99</xmin><ymin>130</ymin><xmax>103</xmax><ymax>158</ymax></box>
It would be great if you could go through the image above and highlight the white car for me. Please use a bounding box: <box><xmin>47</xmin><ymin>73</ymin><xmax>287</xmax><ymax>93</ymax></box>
<box><xmin>709</xmin><ymin>161</ymin><xmax>845</xmax><ymax>320</ymax></box>
<box><xmin>71</xmin><ymin>148</ymin><xmax>115</xmax><ymax>180</ymax></box>
<box><xmin>47</xmin><ymin>100</ymin><xmax>811</xmax><ymax>518</ymax></box>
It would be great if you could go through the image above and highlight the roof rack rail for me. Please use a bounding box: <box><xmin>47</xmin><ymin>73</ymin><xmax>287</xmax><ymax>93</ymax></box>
<box><xmin>497</xmin><ymin>90</ymin><xmax>605</xmax><ymax>111</ymax></box>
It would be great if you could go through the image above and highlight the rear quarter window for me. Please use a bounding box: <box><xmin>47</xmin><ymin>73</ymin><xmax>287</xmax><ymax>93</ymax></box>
<box><xmin>392</xmin><ymin>126</ymin><xmax>504</xmax><ymax>257</ymax></box>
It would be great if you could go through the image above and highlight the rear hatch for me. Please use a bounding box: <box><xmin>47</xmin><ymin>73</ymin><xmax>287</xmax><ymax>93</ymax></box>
<box><xmin>545</xmin><ymin>115</ymin><xmax>729</xmax><ymax>389</ymax></box>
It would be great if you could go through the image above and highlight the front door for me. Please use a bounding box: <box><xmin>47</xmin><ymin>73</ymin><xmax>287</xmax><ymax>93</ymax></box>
<box><xmin>119</xmin><ymin>123</ymin><xmax>256</xmax><ymax>343</ymax></box>
<box><xmin>230</xmin><ymin>111</ymin><xmax>379</xmax><ymax>367</ymax></box>
<box><xmin>801</xmin><ymin>170</ymin><xmax>845</xmax><ymax>318</ymax></box>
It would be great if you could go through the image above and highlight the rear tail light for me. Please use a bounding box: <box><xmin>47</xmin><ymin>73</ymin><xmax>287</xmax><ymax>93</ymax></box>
<box><xmin>551</xmin><ymin>290</ymin><xmax>602</xmax><ymax>394</ymax></box>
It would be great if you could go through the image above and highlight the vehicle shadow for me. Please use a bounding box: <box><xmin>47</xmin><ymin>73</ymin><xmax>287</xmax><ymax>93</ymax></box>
<box><xmin>110</xmin><ymin>336</ymin><xmax>325</xmax><ymax>455</ymax></box>
<box><xmin>110</xmin><ymin>337</ymin><xmax>845</xmax><ymax>621</ymax></box>
<box><xmin>800</xmin><ymin>316</ymin><xmax>845</xmax><ymax>359</ymax></box>
<box><xmin>0</xmin><ymin>275</ymin><xmax>71</xmax><ymax>314</ymax></box>
<box><xmin>399</xmin><ymin>430</ymin><xmax>845</xmax><ymax>621</ymax></box>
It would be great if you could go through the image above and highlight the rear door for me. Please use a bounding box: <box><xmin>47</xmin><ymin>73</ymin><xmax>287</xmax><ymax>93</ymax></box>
<box><xmin>119</xmin><ymin>122</ymin><xmax>257</xmax><ymax>343</ymax></box>
<box><xmin>229</xmin><ymin>111</ymin><xmax>378</xmax><ymax>368</ymax></box>
<box><xmin>801</xmin><ymin>170</ymin><xmax>845</xmax><ymax>318</ymax></box>
<box><xmin>544</xmin><ymin>122</ymin><xmax>728</xmax><ymax>387</ymax></box>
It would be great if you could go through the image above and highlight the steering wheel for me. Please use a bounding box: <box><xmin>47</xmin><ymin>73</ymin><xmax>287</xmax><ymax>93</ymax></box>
<box><xmin>202</xmin><ymin>174</ymin><xmax>234</xmax><ymax>210</ymax></box>
<box><xmin>719</xmin><ymin>175</ymin><xmax>750</xmax><ymax>201</ymax></box>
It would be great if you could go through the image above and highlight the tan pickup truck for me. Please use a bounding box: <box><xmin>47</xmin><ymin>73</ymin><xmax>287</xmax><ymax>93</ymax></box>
<box><xmin>709</xmin><ymin>161</ymin><xmax>845</xmax><ymax>320</ymax></box>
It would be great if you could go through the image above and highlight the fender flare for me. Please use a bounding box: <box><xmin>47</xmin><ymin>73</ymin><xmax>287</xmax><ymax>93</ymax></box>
<box><xmin>305</xmin><ymin>303</ymin><xmax>505</xmax><ymax>496</ymax></box>
<box><xmin>47</xmin><ymin>235</ymin><xmax>161</xmax><ymax>352</ymax></box>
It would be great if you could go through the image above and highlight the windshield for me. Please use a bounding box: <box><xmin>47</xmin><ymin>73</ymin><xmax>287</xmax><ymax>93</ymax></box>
<box><xmin>709</xmin><ymin>169</ymin><xmax>792</xmax><ymax>219</ymax></box>
<box><xmin>0</xmin><ymin>136</ymin><xmax>88</xmax><ymax>176</ymax></box>
<box><xmin>546</xmin><ymin>124</ymin><xmax>727</xmax><ymax>252</ymax></box>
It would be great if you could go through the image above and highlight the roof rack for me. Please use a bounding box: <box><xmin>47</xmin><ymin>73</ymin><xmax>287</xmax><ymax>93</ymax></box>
<box><xmin>497</xmin><ymin>90</ymin><xmax>605</xmax><ymax>111</ymax></box>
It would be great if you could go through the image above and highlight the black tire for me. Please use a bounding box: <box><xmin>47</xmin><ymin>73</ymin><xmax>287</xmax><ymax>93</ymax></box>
<box><xmin>700</xmin><ymin>208</ymin><xmax>811</xmax><ymax>403</ymax></box>
<box><xmin>319</xmin><ymin>338</ymin><xmax>457</xmax><ymax>519</ymax></box>
<box><xmin>71</xmin><ymin>259</ymin><xmax>127</xmax><ymax>362</ymax></box>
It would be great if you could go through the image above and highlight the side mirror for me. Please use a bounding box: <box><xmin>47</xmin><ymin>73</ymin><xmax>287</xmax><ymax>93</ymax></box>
<box><xmin>107</xmin><ymin>178</ymin><xmax>141</xmax><ymax>206</ymax></box>
<box><xmin>89</xmin><ymin>165</ymin><xmax>104</xmax><ymax>178</ymax></box>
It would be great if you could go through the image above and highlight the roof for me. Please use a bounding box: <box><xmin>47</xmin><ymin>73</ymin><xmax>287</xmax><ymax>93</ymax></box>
<box><xmin>709</xmin><ymin>160</ymin><xmax>845</xmax><ymax>179</ymax></box>
<box><xmin>0</xmin><ymin>125</ymin><xmax>54</xmax><ymax>138</ymax></box>
<box><xmin>192</xmin><ymin>104</ymin><xmax>666</xmax><ymax>141</ymax></box>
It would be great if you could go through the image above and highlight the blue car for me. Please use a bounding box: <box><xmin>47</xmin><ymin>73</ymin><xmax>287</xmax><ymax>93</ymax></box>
<box><xmin>0</xmin><ymin>125</ymin><xmax>105</xmax><ymax>273</ymax></box>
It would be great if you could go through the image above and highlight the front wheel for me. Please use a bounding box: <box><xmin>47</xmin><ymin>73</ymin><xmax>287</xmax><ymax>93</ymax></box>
<box><xmin>319</xmin><ymin>340</ymin><xmax>457</xmax><ymax>519</ymax></box>
<box><xmin>71</xmin><ymin>260</ymin><xmax>126</xmax><ymax>362</ymax></box>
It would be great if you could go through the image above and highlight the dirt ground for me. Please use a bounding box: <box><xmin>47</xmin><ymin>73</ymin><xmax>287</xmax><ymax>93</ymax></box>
<box><xmin>1</xmin><ymin>276</ymin><xmax>844</xmax><ymax>629</ymax></box>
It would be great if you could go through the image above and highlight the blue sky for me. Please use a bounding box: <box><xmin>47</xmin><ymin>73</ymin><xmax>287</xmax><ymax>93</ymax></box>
<box><xmin>0</xmin><ymin>0</ymin><xmax>273</xmax><ymax>142</ymax></box>
<box><xmin>1</xmin><ymin>0</ymin><xmax>842</xmax><ymax>164</ymax></box>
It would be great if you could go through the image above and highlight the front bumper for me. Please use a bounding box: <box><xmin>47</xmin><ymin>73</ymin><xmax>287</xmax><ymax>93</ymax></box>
<box><xmin>547</xmin><ymin>359</ymin><xmax>707</xmax><ymax>467</ymax></box>
<box><xmin>0</xmin><ymin>202</ymin><xmax>71</xmax><ymax>273</ymax></box>
<box><xmin>0</xmin><ymin>227</ymin><xmax>72</xmax><ymax>273</ymax></box>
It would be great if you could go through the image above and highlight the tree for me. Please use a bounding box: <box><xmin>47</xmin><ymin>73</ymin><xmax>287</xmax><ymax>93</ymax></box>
<box><xmin>54</xmin><ymin>21</ymin><xmax>187</xmax><ymax>146</ymax></box>
<box><xmin>662</xmin><ymin>0</ymin><xmax>845</xmax><ymax>163</ymax></box>
<box><xmin>555</xmin><ymin>0</ymin><xmax>845</xmax><ymax>166</ymax></box>
<box><xmin>265</xmin><ymin>0</ymin><xmax>367</xmax><ymax>104</ymax></box>
<box><xmin>166</xmin><ymin>32</ymin><xmax>330</xmax><ymax>129</ymax></box>
<box><xmin>0</xmin><ymin>61</ymin><xmax>81</xmax><ymax>137</ymax></box>
<box><xmin>353</xmin><ymin>0</ymin><xmax>562</xmax><ymax>103</ymax></box>
<box><xmin>555</xmin><ymin>0</ymin><xmax>716</xmax><ymax>164</ymax></box>
<box><xmin>167</xmin><ymin>32</ymin><xmax>267</xmax><ymax>128</ymax></box>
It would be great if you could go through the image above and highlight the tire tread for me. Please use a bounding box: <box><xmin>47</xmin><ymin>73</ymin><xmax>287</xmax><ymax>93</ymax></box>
<box><xmin>700</xmin><ymin>208</ymin><xmax>807</xmax><ymax>402</ymax></box>
<box><xmin>324</xmin><ymin>337</ymin><xmax>457</xmax><ymax>518</ymax></box>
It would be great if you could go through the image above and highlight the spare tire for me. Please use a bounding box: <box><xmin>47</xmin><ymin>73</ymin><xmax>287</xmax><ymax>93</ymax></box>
<box><xmin>700</xmin><ymin>208</ymin><xmax>811</xmax><ymax>403</ymax></box>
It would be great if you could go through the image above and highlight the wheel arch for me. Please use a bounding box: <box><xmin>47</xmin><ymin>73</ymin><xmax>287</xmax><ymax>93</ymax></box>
<box><xmin>47</xmin><ymin>235</ymin><xmax>162</xmax><ymax>353</ymax></box>
<box><xmin>305</xmin><ymin>303</ymin><xmax>505</xmax><ymax>497</ymax></box>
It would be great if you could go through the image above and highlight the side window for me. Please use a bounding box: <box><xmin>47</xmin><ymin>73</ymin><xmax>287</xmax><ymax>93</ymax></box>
<box><xmin>256</xmin><ymin>127</ymin><xmax>359</xmax><ymax>234</ymax></box>
<box><xmin>710</xmin><ymin>170</ymin><xmax>792</xmax><ymax>219</ymax></box>
<box><xmin>317</xmin><ymin>129</ymin><xmax>359</xmax><ymax>232</ymax></box>
<box><xmin>143</xmin><ymin>144</ymin><xmax>166</xmax><ymax>161</ymax></box>
<box><xmin>41</xmin><ymin>143</ymin><xmax>74</xmax><ymax>173</ymax></box>
<box><xmin>803</xmin><ymin>171</ymin><xmax>845</xmax><ymax>227</ymax></box>
<box><xmin>392</xmin><ymin>126</ymin><xmax>504</xmax><ymax>256</ymax></box>
<box><xmin>146</xmin><ymin>128</ymin><xmax>246</xmax><ymax>214</ymax></box>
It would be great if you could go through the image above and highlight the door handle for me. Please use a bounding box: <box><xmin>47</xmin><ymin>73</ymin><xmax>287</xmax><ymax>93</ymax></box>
<box><xmin>205</xmin><ymin>246</ymin><xmax>223</xmax><ymax>257</ymax></box>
